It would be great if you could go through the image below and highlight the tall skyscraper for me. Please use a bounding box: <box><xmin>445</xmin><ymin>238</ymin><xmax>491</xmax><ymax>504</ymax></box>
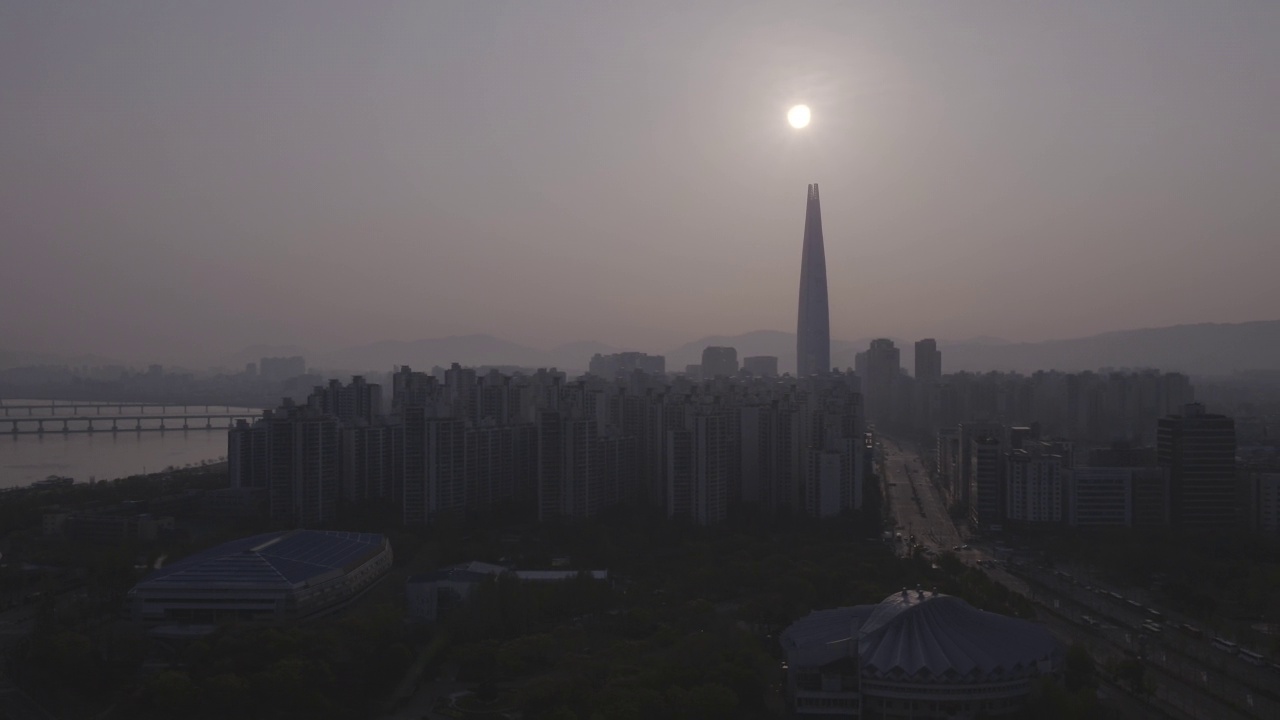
<box><xmin>796</xmin><ymin>183</ymin><xmax>830</xmax><ymax>378</ymax></box>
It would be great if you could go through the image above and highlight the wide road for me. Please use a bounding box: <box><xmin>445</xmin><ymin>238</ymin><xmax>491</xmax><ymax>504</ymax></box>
<box><xmin>878</xmin><ymin>433</ymin><xmax>1269</xmax><ymax>720</ymax></box>
<box><xmin>879</xmin><ymin>436</ymin><xmax>961</xmax><ymax>557</ymax></box>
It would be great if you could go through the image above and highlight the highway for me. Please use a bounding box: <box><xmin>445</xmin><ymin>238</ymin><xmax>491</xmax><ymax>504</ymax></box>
<box><xmin>877</xmin><ymin>434</ymin><xmax>1275</xmax><ymax>720</ymax></box>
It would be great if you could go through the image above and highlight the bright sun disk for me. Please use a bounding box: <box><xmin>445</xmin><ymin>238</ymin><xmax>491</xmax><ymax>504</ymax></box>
<box><xmin>787</xmin><ymin>104</ymin><xmax>811</xmax><ymax>129</ymax></box>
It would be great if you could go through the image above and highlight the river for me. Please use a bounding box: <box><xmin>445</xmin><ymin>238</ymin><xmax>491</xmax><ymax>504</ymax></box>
<box><xmin>0</xmin><ymin>400</ymin><xmax>262</xmax><ymax>489</ymax></box>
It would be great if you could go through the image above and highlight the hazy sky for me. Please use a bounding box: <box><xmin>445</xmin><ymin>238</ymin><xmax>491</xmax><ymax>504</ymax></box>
<box><xmin>3</xmin><ymin>1</ymin><xmax>1278</xmax><ymax>364</ymax></box>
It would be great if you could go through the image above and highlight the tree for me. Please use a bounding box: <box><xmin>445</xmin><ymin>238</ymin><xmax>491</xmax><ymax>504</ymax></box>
<box><xmin>1063</xmin><ymin>644</ymin><xmax>1096</xmax><ymax>693</ymax></box>
<box><xmin>146</xmin><ymin>670</ymin><xmax>198</xmax><ymax>716</ymax></box>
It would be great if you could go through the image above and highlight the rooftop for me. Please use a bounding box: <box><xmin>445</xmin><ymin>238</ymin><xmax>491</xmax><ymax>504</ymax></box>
<box><xmin>783</xmin><ymin>591</ymin><xmax>1062</xmax><ymax>683</ymax></box>
<box><xmin>139</xmin><ymin>530</ymin><xmax>386</xmax><ymax>589</ymax></box>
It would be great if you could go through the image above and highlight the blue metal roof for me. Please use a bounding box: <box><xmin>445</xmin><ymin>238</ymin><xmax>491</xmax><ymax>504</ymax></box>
<box><xmin>859</xmin><ymin>592</ymin><xmax>1061</xmax><ymax>681</ymax></box>
<box><xmin>140</xmin><ymin>530</ymin><xmax>385</xmax><ymax>588</ymax></box>
<box><xmin>783</xmin><ymin>592</ymin><xmax>1063</xmax><ymax>683</ymax></box>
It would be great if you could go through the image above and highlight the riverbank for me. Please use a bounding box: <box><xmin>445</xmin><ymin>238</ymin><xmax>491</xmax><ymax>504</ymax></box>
<box><xmin>0</xmin><ymin>461</ymin><xmax>230</xmax><ymax>520</ymax></box>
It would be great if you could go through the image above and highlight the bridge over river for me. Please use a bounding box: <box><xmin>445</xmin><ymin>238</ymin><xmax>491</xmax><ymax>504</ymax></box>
<box><xmin>1</xmin><ymin>413</ymin><xmax>260</xmax><ymax>435</ymax></box>
<box><xmin>0</xmin><ymin>401</ymin><xmax>253</xmax><ymax>417</ymax></box>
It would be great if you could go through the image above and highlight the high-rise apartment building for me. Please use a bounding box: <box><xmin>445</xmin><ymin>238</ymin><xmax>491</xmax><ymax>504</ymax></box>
<box><xmin>310</xmin><ymin>376</ymin><xmax>382</xmax><ymax>424</ymax></box>
<box><xmin>796</xmin><ymin>183</ymin><xmax>830</xmax><ymax>378</ymax></box>
<box><xmin>229</xmin><ymin>402</ymin><xmax>340</xmax><ymax>527</ymax></box>
<box><xmin>341</xmin><ymin>423</ymin><xmax>396</xmax><ymax>502</ymax></box>
<box><xmin>1157</xmin><ymin>403</ymin><xmax>1237</xmax><ymax>528</ymax></box>
<box><xmin>666</xmin><ymin>412</ymin><xmax>733</xmax><ymax>525</ymax></box>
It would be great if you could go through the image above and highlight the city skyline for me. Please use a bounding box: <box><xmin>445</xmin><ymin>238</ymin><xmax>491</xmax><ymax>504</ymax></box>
<box><xmin>3</xmin><ymin>2</ymin><xmax>1280</xmax><ymax>365</ymax></box>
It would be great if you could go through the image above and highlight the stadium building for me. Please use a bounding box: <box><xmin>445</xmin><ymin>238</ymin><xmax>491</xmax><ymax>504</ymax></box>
<box><xmin>781</xmin><ymin>590</ymin><xmax>1063</xmax><ymax>719</ymax></box>
<box><xmin>127</xmin><ymin>530</ymin><xmax>392</xmax><ymax>625</ymax></box>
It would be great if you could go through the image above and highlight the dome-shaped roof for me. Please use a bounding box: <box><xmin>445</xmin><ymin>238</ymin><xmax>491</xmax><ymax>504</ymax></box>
<box><xmin>858</xmin><ymin>591</ymin><xmax>1060</xmax><ymax>682</ymax></box>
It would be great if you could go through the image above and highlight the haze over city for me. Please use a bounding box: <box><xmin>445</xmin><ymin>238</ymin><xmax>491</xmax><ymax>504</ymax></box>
<box><xmin>3</xmin><ymin>1</ymin><xmax>1279</xmax><ymax>366</ymax></box>
<box><xmin>11</xmin><ymin>4</ymin><xmax>1280</xmax><ymax>720</ymax></box>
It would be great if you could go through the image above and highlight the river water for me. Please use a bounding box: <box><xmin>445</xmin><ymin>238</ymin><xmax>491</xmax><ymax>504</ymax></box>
<box><xmin>0</xmin><ymin>400</ymin><xmax>261</xmax><ymax>489</ymax></box>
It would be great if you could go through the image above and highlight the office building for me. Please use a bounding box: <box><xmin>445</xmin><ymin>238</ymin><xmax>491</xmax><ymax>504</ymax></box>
<box><xmin>914</xmin><ymin>338</ymin><xmax>941</xmax><ymax>383</ymax></box>
<box><xmin>862</xmin><ymin>339</ymin><xmax>901</xmax><ymax>426</ymax></box>
<box><xmin>1068</xmin><ymin>468</ymin><xmax>1133</xmax><ymax>527</ymax></box>
<box><xmin>742</xmin><ymin>355</ymin><xmax>779</xmax><ymax>377</ymax></box>
<box><xmin>701</xmin><ymin>346</ymin><xmax>739</xmax><ymax>378</ymax></box>
<box><xmin>970</xmin><ymin>434</ymin><xmax>1004</xmax><ymax>530</ymax></box>
<box><xmin>1249</xmin><ymin>470</ymin><xmax>1280</xmax><ymax>535</ymax></box>
<box><xmin>588</xmin><ymin>352</ymin><xmax>666</xmax><ymax>377</ymax></box>
<box><xmin>1157</xmin><ymin>403</ymin><xmax>1237</xmax><ymax>527</ymax></box>
<box><xmin>1006</xmin><ymin>447</ymin><xmax>1065</xmax><ymax>524</ymax></box>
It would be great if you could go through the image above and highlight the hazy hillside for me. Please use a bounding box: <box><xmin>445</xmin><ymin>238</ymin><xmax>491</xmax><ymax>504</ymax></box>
<box><xmin>213</xmin><ymin>344</ymin><xmax>311</xmax><ymax>372</ymax></box>
<box><xmin>940</xmin><ymin>321</ymin><xmax>1280</xmax><ymax>376</ymax></box>
<box><xmin>317</xmin><ymin>334</ymin><xmax>549</xmax><ymax>372</ymax></box>
<box><xmin>62</xmin><ymin>319</ymin><xmax>1280</xmax><ymax>378</ymax></box>
<box><xmin>0</xmin><ymin>349</ymin><xmax>122</xmax><ymax>371</ymax></box>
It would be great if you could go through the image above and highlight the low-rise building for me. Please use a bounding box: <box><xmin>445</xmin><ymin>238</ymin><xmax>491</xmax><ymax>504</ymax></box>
<box><xmin>781</xmin><ymin>590</ymin><xmax>1063</xmax><ymax>719</ymax></box>
<box><xmin>1068</xmin><ymin>467</ymin><xmax>1132</xmax><ymax>527</ymax></box>
<box><xmin>127</xmin><ymin>530</ymin><xmax>392</xmax><ymax>625</ymax></box>
<box><xmin>405</xmin><ymin>561</ymin><xmax>608</xmax><ymax>623</ymax></box>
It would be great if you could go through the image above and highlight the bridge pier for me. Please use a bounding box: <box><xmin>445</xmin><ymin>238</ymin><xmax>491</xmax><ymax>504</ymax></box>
<box><xmin>136</xmin><ymin>419</ymin><xmax>142</xmax><ymax>431</ymax></box>
<box><xmin>36</xmin><ymin>419</ymin><xmax>44</xmax><ymax>434</ymax></box>
<box><xmin>112</xmin><ymin>419</ymin><xmax>118</xmax><ymax>432</ymax></box>
<box><xmin>87</xmin><ymin>419</ymin><xmax>93</xmax><ymax>433</ymax></box>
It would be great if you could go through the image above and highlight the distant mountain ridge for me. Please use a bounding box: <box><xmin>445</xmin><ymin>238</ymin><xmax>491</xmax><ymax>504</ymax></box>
<box><xmin>940</xmin><ymin>320</ymin><xmax>1280</xmax><ymax>376</ymax></box>
<box><xmin>12</xmin><ymin>320</ymin><xmax>1279</xmax><ymax>377</ymax></box>
<box><xmin>0</xmin><ymin>349</ymin><xmax>121</xmax><ymax>371</ymax></box>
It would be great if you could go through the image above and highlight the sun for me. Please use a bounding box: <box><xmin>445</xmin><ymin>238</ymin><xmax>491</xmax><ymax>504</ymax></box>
<box><xmin>787</xmin><ymin>104</ymin><xmax>811</xmax><ymax>129</ymax></box>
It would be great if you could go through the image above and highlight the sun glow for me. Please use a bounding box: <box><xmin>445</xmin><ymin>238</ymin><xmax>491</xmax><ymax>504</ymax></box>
<box><xmin>787</xmin><ymin>104</ymin><xmax>811</xmax><ymax>129</ymax></box>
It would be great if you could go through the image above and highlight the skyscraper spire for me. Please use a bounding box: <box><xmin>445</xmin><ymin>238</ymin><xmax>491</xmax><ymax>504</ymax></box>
<box><xmin>796</xmin><ymin>183</ymin><xmax>830</xmax><ymax>377</ymax></box>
